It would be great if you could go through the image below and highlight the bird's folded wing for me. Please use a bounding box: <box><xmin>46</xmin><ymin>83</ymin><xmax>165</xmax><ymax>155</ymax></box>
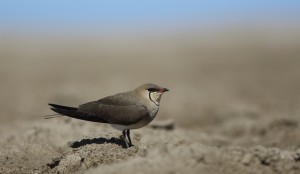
<box><xmin>78</xmin><ymin>101</ymin><xmax>148</xmax><ymax>125</ymax></box>
<box><xmin>96</xmin><ymin>92</ymin><xmax>140</xmax><ymax>106</ymax></box>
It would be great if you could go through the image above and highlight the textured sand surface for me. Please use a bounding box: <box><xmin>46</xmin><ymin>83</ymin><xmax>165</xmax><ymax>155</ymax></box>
<box><xmin>1</xmin><ymin>117</ymin><xmax>300</xmax><ymax>174</ymax></box>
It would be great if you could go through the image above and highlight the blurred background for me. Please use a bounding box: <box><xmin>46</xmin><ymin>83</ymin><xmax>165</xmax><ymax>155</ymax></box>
<box><xmin>0</xmin><ymin>0</ymin><xmax>300</xmax><ymax>128</ymax></box>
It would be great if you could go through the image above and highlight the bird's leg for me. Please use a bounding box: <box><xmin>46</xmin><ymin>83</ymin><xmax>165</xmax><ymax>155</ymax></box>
<box><xmin>122</xmin><ymin>130</ymin><xmax>129</xmax><ymax>148</ymax></box>
<box><xmin>126</xmin><ymin>129</ymin><xmax>132</xmax><ymax>147</ymax></box>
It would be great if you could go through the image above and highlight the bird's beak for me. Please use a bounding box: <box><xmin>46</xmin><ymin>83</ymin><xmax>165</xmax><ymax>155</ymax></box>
<box><xmin>162</xmin><ymin>88</ymin><xmax>169</xmax><ymax>92</ymax></box>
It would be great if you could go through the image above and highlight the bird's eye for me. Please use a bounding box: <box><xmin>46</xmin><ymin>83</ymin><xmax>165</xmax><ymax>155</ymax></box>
<box><xmin>147</xmin><ymin>88</ymin><xmax>156</xmax><ymax>92</ymax></box>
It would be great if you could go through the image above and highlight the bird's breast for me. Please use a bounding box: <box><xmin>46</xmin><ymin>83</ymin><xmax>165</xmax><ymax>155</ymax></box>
<box><xmin>149</xmin><ymin>105</ymin><xmax>159</xmax><ymax>118</ymax></box>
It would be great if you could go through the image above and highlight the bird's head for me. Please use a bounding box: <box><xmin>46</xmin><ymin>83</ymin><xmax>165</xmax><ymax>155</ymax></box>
<box><xmin>135</xmin><ymin>83</ymin><xmax>169</xmax><ymax>106</ymax></box>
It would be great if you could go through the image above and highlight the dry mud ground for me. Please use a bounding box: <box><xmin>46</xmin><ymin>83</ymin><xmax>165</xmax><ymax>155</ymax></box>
<box><xmin>1</xmin><ymin>28</ymin><xmax>300</xmax><ymax>173</ymax></box>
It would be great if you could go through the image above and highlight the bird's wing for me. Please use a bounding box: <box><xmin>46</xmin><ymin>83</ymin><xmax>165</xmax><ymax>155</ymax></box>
<box><xmin>48</xmin><ymin>103</ymin><xmax>109</xmax><ymax>123</ymax></box>
<box><xmin>78</xmin><ymin>92</ymin><xmax>148</xmax><ymax>125</ymax></box>
<box><xmin>97</xmin><ymin>92</ymin><xmax>141</xmax><ymax>106</ymax></box>
<box><xmin>78</xmin><ymin>102</ymin><xmax>147</xmax><ymax>125</ymax></box>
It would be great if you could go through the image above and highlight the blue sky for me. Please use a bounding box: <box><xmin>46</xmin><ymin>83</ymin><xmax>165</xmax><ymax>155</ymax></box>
<box><xmin>0</xmin><ymin>1</ymin><xmax>299</xmax><ymax>33</ymax></box>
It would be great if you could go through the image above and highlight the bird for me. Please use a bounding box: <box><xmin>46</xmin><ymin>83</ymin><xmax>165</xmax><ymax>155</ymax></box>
<box><xmin>46</xmin><ymin>83</ymin><xmax>169</xmax><ymax>148</ymax></box>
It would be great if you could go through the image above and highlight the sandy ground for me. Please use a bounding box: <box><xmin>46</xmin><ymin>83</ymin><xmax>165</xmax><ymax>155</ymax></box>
<box><xmin>1</xmin><ymin>28</ymin><xmax>300</xmax><ymax>173</ymax></box>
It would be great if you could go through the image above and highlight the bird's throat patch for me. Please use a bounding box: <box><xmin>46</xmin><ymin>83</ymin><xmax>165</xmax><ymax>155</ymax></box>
<box><xmin>148</xmin><ymin>92</ymin><xmax>159</xmax><ymax>106</ymax></box>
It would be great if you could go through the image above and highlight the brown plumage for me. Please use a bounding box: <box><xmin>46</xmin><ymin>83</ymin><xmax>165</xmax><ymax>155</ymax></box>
<box><xmin>47</xmin><ymin>83</ymin><xmax>169</xmax><ymax>148</ymax></box>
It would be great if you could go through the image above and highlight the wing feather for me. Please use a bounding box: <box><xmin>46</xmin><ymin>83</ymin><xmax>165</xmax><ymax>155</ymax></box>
<box><xmin>78</xmin><ymin>92</ymin><xmax>148</xmax><ymax>125</ymax></box>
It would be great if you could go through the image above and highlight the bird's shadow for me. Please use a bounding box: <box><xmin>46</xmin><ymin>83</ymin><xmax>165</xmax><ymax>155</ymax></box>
<box><xmin>69</xmin><ymin>137</ymin><xmax>127</xmax><ymax>148</ymax></box>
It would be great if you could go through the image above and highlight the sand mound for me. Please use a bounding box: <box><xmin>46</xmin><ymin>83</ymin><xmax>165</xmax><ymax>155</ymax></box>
<box><xmin>1</xmin><ymin>118</ymin><xmax>300</xmax><ymax>174</ymax></box>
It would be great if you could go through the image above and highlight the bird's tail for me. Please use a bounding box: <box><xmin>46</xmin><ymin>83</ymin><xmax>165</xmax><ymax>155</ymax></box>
<box><xmin>44</xmin><ymin>103</ymin><xmax>78</xmax><ymax>119</ymax></box>
<box><xmin>49</xmin><ymin>103</ymin><xmax>78</xmax><ymax>111</ymax></box>
<box><xmin>47</xmin><ymin>103</ymin><xmax>108</xmax><ymax>123</ymax></box>
<box><xmin>44</xmin><ymin>113</ymin><xmax>62</xmax><ymax>119</ymax></box>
